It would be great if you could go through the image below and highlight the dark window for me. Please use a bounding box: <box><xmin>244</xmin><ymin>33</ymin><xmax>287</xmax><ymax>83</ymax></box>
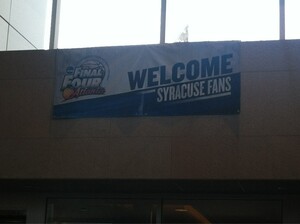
<box><xmin>162</xmin><ymin>199</ymin><xmax>282</xmax><ymax>223</ymax></box>
<box><xmin>0</xmin><ymin>210</ymin><xmax>26</xmax><ymax>224</ymax></box>
<box><xmin>46</xmin><ymin>198</ymin><xmax>160</xmax><ymax>223</ymax></box>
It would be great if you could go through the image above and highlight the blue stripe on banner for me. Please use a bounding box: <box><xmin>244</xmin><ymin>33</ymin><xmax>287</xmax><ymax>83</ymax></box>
<box><xmin>53</xmin><ymin>72</ymin><xmax>240</xmax><ymax>119</ymax></box>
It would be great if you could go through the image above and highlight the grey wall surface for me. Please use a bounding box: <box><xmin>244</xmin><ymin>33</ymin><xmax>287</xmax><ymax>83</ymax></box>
<box><xmin>0</xmin><ymin>40</ymin><xmax>299</xmax><ymax>180</ymax></box>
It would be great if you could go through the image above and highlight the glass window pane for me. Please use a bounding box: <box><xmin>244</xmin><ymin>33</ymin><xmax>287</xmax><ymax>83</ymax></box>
<box><xmin>9</xmin><ymin>0</ymin><xmax>52</xmax><ymax>49</ymax></box>
<box><xmin>166</xmin><ymin>0</ymin><xmax>279</xmax><ymax>43</ymax></box>
<box><xmin>163</xmin><ymin>200</ymin><xmax>282</xmax><ymax>223</ymax></box>
<box><xmin>0</xmin><ymin>210</ymin><xmax>26</xmax><ymax>224</ymax></box>
<box><xmin>58</xmin><ymin>0</ymin><xmax>161</xmax><ymax>48</ymax></box>
<box><xmin>46</xmin><ymin>198</ymin><xmax>160</xmax><ymax>223</ymax></box>
<box><xmin>0</xmin><ymin>18</ymin><xmax>8</xmax><ymax>50</ymax></box>
<box><xmin>7</xmin><ymin>27</ymin><xmax>35</xmax><ymax>51</ymax></box>
<box><xmin>285</xmin><ymin>0</ymin><xmax>300</xmax><ymax>39</ymax></box>
<box><xmin>0</xmin><ymin>0</ymin><xmax>12</xmax><ymax>22</ymax></box>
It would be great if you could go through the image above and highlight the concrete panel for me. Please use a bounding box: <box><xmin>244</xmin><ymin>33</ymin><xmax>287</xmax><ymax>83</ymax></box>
<box><xmin>110</xmin><ymin>117</ymin><xmax>173</xmax><ymax>137</ymax></box>
<box><xmin>240</xmin><ymin>71</ymin><xmax>295</xmax><ymax>136</ymax></box>
<box><xmin>237</xmin><ymin>137</ymin><xmax>273</xmax><ymax>179</ymax></box>
<box><xmin>270</xmin><ymin>136</ymin><xmax>300</xmax><ymax>179</ymax></box>
<box><xmin>0</xmin><ymin>138</ymin><xmax>59</xmax><ymax>178</ymax></box>
<box><xmin>108</xmin><ymin>137</ymin><xmax>171</xmax><ymax>178</ymax></box>
<box><xmin>171</xmin><ymin>137</ymin><xmax>238</xmax><ymax>179</ymax></box>
<box><xmin>110</xmin><ymin>116</ymin><xmax>239</xmax><ymax>138</ymax></box>
<box><xmin>285</xmin><ymin>40</ymin><xmax>300</xmax><ymax>71</ymax></box>
<box><xmin>241</xmin><ymin>41</ymin><xmax>290</xmax><ymax>72</ymax></box>
<box><xmin>54</xmin><ymin>137</ymin><xmax>110</xmax><ymax>178</ymax></box>
<box><xmin>289</xmin><ymin>71</ymin><xmax>300</xmax><ymax>135</ymax></box>
<box><xmin>50</xmin><ymin>119</ymin><xmax>111</xmax><ymax>138</ymax></box>
<box><xmin>0</xmin><ymin>137</ymin><xmax>110</xmax><ymax>179</ymax></box>
<box><xmin>237</xmin><ymin>137</ymin><xmax>300</xmax><ymax>179</ymax></box>
<box><xmin>171</xmin><ymin>116</ymin><xmax>239</xmax><ymax>137</ymax></box>
<box><xmin>0</xmin><ymin>50</ymin><xmax>55</xmax><ymax>79</ymax></box>
<box><xmin>0</xmin><ymin>79</ymin><xmax>53</xmax><ymax>138</ymax></box>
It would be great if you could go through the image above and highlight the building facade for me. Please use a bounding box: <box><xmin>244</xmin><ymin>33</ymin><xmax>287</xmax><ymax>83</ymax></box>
<box><xmin>0</xmin><ymin>40</ymin><xmax>299</xmax><ymax>223</ymax></box>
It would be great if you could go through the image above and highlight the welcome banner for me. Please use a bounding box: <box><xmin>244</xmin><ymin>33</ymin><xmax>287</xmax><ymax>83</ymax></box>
<box><xmin>53</xmin><ymin>41</ymin><xmax>240</xmax><ymax>118</ymax></box>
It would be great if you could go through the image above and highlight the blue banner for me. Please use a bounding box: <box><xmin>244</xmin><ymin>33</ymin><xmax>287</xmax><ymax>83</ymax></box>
<box><xmin>53</xmin><ymin>42</ymin><xmax>240</xmax><ymax>118</ymax></box>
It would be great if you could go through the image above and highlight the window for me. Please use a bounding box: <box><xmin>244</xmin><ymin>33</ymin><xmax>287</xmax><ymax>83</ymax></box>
<box><xmin>0</xmin><ymin>210</ymin><xmax>26</xmax><ymax>224</ymax></box>
<box><xmin>57</xmin><ymin>0</ymin><xmax>161</xmax><ymax>48</ymax></box>
<box><xmin>163</xmin><ymin>200</ymin><xmax>282</xmax><ymax>223</ymax></box>
<box><xmin>166</xmin><ymin>0</ymin><xmax>279</xmax><ymax>43</ymax></box>
<box><xmin>1</xmin><ymin>0</ymin><xmax>299</xmax><ymax>51</ymax></box>
<box><xmin>0</xmin><ymin>0</ymin><xmax>52</xmax><ymax>50</ymax></box>
<box><xmin>285</xmin><ymin>0</ymin><xmax>300</xmax><ymax>39</ymax></box>
<box><xmin>46</xmin><ymin>198</ymin><xmax>160</xmax><ymax>223</ymax></box>
<box><xmin>46</xmin><ymin>198</ymin><xmax>283</xmax><ymax>223</ymax></box>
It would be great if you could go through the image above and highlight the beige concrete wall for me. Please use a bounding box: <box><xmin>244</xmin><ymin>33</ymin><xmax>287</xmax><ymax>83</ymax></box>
<box><xmin>0</xmin><ymin>40</ymin><xmax>299</xmax><ymax>180</ymax></box>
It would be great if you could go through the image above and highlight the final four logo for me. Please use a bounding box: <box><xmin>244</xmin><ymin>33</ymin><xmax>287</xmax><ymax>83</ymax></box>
<box><xmin>61</xmin><ymin>57</ymin><xmax>109</xmax><ymax>100</ymax></box>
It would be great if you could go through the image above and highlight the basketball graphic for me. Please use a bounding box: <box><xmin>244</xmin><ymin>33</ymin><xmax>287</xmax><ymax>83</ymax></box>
<box><xmin>63</xmin><ymin>87</ymin><xmax>75</xmax><ymax>100</ymax></box>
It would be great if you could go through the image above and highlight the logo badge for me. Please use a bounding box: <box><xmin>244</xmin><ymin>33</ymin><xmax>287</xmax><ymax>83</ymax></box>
<box><xmin>61</xmin><ymin>57</ymin><xmax>109</xmax><ymax>100</ymax></box>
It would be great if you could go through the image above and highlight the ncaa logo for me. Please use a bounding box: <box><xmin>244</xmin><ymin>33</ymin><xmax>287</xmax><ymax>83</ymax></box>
<box><xmin>61</xmin><ymin>56</ymin><xmax>110</xmax><ymax>100</ymax></box>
